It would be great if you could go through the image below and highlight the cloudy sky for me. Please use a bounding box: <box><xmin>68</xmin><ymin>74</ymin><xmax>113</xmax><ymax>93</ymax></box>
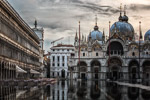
<box><xmin>7</xmin><ymin>0</ymin><xmax>150</xmax><ymax>52</ymax></box>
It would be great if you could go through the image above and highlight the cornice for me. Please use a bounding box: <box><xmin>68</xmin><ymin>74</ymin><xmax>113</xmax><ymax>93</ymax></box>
<box><xmin>0</xmin><ymin>0</ymin><xmax>40</xmax><ymax>44</ymax></box>
<box><xmin>0</xmin><ymin>32</ymin><xmax>39</xmax><ymax>58</ymax></box>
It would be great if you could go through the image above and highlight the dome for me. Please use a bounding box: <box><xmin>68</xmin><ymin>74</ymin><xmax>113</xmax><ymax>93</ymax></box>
<box><xmin>144</xmin><ymin>30</ymin><xmax>150</xmax><ymax>40</ymax></box>
<box><xmin>88</xmin><ymin>25</ymin><xmax>103</xmax><ymax>41</ymax></box>
<box><xmin>122</xmin><ymin>15</ymin><xmax>128</xmax><ymax>22</ymax></box>
<box><xmin>110</xmin><ymin>21</ymin><xmax>134</xmax><ymax>39</ymax></box>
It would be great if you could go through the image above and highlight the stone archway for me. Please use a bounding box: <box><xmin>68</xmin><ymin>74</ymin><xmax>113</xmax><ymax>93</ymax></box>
<box><xmin>77</xmin><ymin>61</ymin><xmax>87</xmax><ymax>79</ymax></box>
<box><xmin>91</xmin><ymin>60</ymin><xmax>101</xmax><ymax>80</ymax></box>
<box><xmin>107</xmin><ymin>57</ymin><xmax>122</xmax><ymax>81</ymax></box>
<box><xmin>128</xmin><ymin>60</ymin><xmax>139</xmax><ymax>82</ymax></box>
<box><xmin>142</xmin><ymin>61</ymin><xmax>150</xmax><ymax>85</ymax></box>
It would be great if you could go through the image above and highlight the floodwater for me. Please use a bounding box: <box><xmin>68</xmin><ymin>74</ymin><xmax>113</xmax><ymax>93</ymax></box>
<box><xmin>1</xmin><ymin>80</ymin><xmax>150</xmax><ymax>100</ymax></box>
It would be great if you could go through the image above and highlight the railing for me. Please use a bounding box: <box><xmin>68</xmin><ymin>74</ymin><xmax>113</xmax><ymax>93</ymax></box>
<box><xmin>108</xmin><ymin>50</ymin><xmax>123</xmax><ymax>56</ymax></box>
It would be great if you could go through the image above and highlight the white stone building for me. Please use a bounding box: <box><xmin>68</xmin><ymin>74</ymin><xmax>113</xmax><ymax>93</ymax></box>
<box><xmin>50</xmin><ymin>44</ymin><xmax>74</xmax><ymax>78</ymax></box>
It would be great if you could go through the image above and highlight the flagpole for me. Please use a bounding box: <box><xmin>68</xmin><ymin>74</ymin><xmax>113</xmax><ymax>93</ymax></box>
<box><xmin>78</xmin><ymin>21</ymin><xmax>81</xmax><ymax>79</ymax></box>
<box><xmin>109</xmin><ymin>21</ymin><xmax>111</xmax><ymax>79</ymax></box>
<box><xmin>139</xmin><ymin>21</ymin><xmax>141</xmax><ymax>80</ymax></box>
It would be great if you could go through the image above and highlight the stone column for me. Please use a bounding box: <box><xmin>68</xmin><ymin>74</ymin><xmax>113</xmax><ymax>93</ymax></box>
<box><xmin>11</xmin><ymin>66</ymin><xmax>13</xmax><ymax>79</ymax></box>
<box><xmin>5</xmin><ymin>68</ymin><xmax>6</xmax><ymax>80</ymax></box>
<box><xmin>0</xmin><ymin>62</ymin><xmax>1</xmax><ymax>81</ymax></box>
<box><xmin>6</xmin><ymin>64</ymin><xmax>8</xmax><ymax>80</ymax></box>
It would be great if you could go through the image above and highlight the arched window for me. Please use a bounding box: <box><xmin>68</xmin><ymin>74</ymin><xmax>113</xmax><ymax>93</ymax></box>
<box><xmin>132</xmin><ymin>52</ymin><xmax>135</xmax><ymax>56</ymax></box>
<box><xmin>107</xmin><ymin>41</ymin><xmax>123</xmax><ymax>55</ymax></box>
<box><xmin>96</xmin><ymin>53</ymin><xmax>98</xmax><ymax>56</ymax></box>
<box><xmin>83</xmin><ymin>53</ymin><xmax>85</xmax><ymax>56</ymax></box>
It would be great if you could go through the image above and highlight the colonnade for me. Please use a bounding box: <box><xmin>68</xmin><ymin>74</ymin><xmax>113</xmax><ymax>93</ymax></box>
<box><xmin>0</xmin><ymin>61</ymin><xmax>16</xmax><ymax>81</ymax></box>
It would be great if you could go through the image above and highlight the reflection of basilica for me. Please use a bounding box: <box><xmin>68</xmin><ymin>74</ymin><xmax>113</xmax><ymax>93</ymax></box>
<box><xmin>67</xmin><ymin>80</ymin><xmax>150</xmax><ymax>100</ymax></box>
<box><xmin>68</xmin><ymin>5</ymin><xmax>150</xmax><ymax>81</ymax></box>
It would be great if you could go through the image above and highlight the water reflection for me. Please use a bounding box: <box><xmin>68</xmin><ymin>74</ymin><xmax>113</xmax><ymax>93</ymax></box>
<box><xmin>1</xmin><ymin>80</ymin><xmax>150</xmax><ymax>100</ymax></box>
<box><xmin>106</xmin><ymin>82</ymin><xmax>122</xmax><ymax>100</ymax></box>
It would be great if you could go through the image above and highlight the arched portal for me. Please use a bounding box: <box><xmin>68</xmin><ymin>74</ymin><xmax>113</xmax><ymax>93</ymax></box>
<box><xmin>91</xmin><ymin>60</ymin><xmax>101</xmax><ymax>80</ymax></box>
<box><xmin>128</xmin><ymin>60</ymin><xmax>139</xmax><ymax>82</ymax></box>
<box><xmin>108</xmin><ymin>57</ymin><xmax>122</xmax><ymax>80</ymax></box>
<box><xmin>142</xmin><ymin>61</ymin><xmax>150</xmax><ymax>85</ymax></box>
<box><xmin>107</xmin><ymin>41</ymin><xmax>124</xmax><ymax>55</ymax></box>
<box><xmin>77</xmin><ymin>61</ymin><xmax>87</xmax><ymax>79</ymax></box>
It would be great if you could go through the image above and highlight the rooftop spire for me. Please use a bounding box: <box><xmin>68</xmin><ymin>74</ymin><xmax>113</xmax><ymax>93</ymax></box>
<box><xmin>85</xmin><ymin>35</ymin><xmax>86</xmax><ymax>42</ymax></box>
<box><xmin>103</xmin><ymin>28</ymin><xmax>105</xmax><ymax>36</ymax></box>
<box><xmin>102</xmin><ymin>28</ymin><xmax>105</xmax><ymax>42</ymax></box>
<box><xmin>119</xmin><ymin>3</ymin><xmax>122</xmax><ymax>21</ymax></box>
<box><xmin>75</xmin><ymin>30</ymin><xmax>78</xmax><ymax>39</ymax></box>
<box><xmin>95</xmin><ymin>14</ymin><xmax>98</xmax><ymax>26</ymax></box>
<box><xmin>94</xmin><ymin>15</ymin><xmax>99</xmax><ymax>30</ymax></box>
<box><xmin>82</xmin><ymin>34</ymin><xmax>84</xmax><ymax>41</ymax></box>
<box><xmin>120</xmin><ymin>3</ymin><xmax>122</xmax><ymax>16</ymax></box>
<box><xmin>124</xmin><ymin>5</ymin><xmax>126</xmax><ymax>15</ymax></box>
<box><xmin>139</xmin><ymin>21</ymin><xmax>143</xmax><ymax>39</ymax></box>
<box><xmin>34</xmin><ymin>19</ymin><xmax>37</xmax><ymax>28</ymax></box>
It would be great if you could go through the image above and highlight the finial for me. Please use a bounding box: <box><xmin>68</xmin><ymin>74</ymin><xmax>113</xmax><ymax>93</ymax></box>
<box><xmin>124</xmin><ymin>5</ymin><xmax>126</xmax><ymax>15</ymax></box>
<box><xmin>85</xmin><ymin>35</ymin><xmax>86</xmax><ymax>42</ymax></box>
<box><xmin>34</xmin><ymin>19</ymin><xmax>37</xmax><ymax>28</ymax></box>
<box><xmin>89</xmin><ymin>30</ymin><xmax>91</xmax><ymax>37</ymax></box>
<box><xmin>139</xmin><ymin>21</ymin><xmax>143</xmax><ymax>39</ymax></box>
<box><xmin>82</xmin><ymin>34</ymin><xmax>84</xmax><ymax>40</ymax></box>
<box><xmin>109</xmin><ymin>21</ymin><xmax>111</xmax><ymax>24</ymax></box>
<box><xmin>95</xmin><ymin>14</ymin><xmax>98</xmax><ymax>26</ymax></box>
<box><xmin>118</xmin><ymin>3</ymin><xmax>123</xmax><ymax>21</ymax></box>
<box><xmin>120</xmin><ymin>3</ymin><xmax>122</xmax><ymax>15</ymax></box>
<box><xmin>103</xmin><ymin>28</ymin><xmax>105</xmax><ymax>35</ymax></box>
<box><xmin>75</xmin><ymin>30</ymin><xmax>78</xmax><ymax>37</ymax></box>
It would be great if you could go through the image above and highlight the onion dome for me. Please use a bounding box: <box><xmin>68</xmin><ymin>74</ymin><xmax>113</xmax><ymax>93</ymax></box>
<box><xmin>122</xmin><ymin>15</ymin><xmax>128</xmax><ymax>22</ymax></box>
<box><xmin>144</xmin><ymin>30</ymin><xmax>150</xmax><ymax>41</ymax></box>
<box><xmin>110</xmin><ymin>21</ymin><xmax>134</xmax><ymax>39</ymax></box>
<box><xmin>88</xmin><ymin>25</ymin><xmax>103</xmax><ymax>41</ymax></box>
<box><xmin>88</xmin><ymin>15</ymin><xmax>103</xmax><ymax>41</ymax></box>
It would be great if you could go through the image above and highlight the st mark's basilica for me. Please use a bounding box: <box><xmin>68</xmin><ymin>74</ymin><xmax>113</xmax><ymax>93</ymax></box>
<box><xmin>68</xmin><ymin>6</ymin><xmax>150</xmax><ymax>82</ymax></box>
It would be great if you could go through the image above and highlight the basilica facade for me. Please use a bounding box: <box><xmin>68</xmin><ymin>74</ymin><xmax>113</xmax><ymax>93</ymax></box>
<box><xmin>68</xmin><ymin>9</ymin><xmax>150</xmax><ymax>82</ymax></box>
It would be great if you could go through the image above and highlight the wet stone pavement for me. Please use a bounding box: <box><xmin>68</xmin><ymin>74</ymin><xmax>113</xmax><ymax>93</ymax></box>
<box><xmin>0</xmin><ymin>80</ymin><xmax>150</xmax><ymax>100</ymax></box>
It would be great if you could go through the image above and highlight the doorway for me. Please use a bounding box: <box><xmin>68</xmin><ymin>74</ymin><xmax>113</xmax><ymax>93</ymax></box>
<box><xmin>81</xmin><ymin>73</ymin><xmax>86</xmax><ymax>79</ymax></box>
<box><xmin>112</xmin><ymin>70</ymin><xmax>119</xmax><ymax>80</ymax></box>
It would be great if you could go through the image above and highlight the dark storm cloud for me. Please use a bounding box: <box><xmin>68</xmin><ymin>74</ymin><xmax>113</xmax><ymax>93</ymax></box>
<box><xmin>129</xmin><ymin>4</ymin><xmax>150</xmax><ymax>11</ymax></box>
<box><xmin>132</xmin><ymin>15</ymin><xmax>143</xmax><ymax>20</ymax></box>
<box><xmin>35</xmin><ymin>0</ymin><xmax>119</xmax><ymax>16</ymax></box>
<box><xmin>73</xmin><ymin>2</ymin><xmax>119</xmax><ymax>16</ymax></box>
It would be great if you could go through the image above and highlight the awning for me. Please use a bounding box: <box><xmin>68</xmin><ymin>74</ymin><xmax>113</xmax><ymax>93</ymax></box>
<box><xmin>30</xmin><ymin>69</ymin><xmax>40</xmax><ymax>74</ymax></box>
<box><xmin>16</xmin><ymin>65</ymin><xmax>27</xmax><ymax>73</ymax></box>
